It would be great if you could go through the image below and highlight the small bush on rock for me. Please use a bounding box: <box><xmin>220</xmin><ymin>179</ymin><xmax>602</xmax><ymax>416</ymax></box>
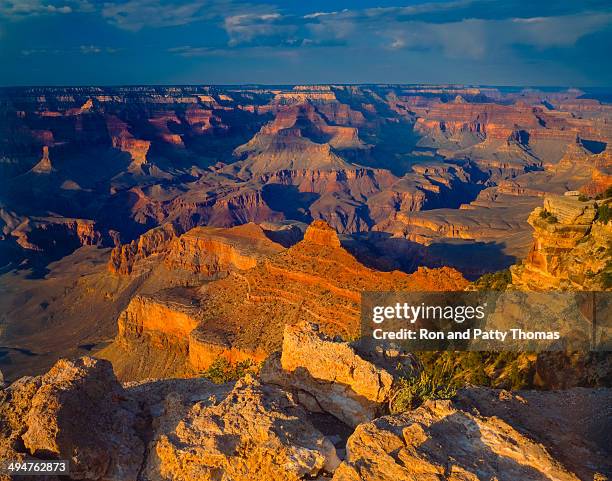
<box><xmin>596</xmin><ymin>203</ymin><xmax>611</xmax><ymax>224</ymax></box>
<box><xmin>472</xmin><ymin>269</ymin><xmax>511</xmax><ymax>290</ymax></box>
<box><xmin>201</xmin><ymin>358</ymin><xmax>258</xmax><ymax>384</ymax></box>
<box><xmin>389</xmin><ymin>360</ymin><xmax>458</xmax><ymax>413</ymax></box>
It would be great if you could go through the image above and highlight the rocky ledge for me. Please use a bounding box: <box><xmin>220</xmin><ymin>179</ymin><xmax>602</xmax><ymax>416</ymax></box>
<box><xmin>511</xmin><ymin>193</ymin><xmax>611</xmax><ymax>290</ymax></box>
<box><xmin>1</xmin><ymin>322</ymin><xmax>610</xmax><ymax>481</ymax></box>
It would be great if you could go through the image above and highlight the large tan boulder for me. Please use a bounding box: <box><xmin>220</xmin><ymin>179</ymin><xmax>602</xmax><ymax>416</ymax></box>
<box><xmin>1</xmin><ymin>357</ymin><xmax>144</xmax><ymax>480</ymax></box>
<box><xmin>261</xmin><ymin>322</ymin><xmax>395</xmax><ymax>427</ymax></box>
<box><xmin>543</xmin><ymin>195</ymin><xmax>597</xmax><ymax>225</ymax></box>
<box><xmin>511</xmin><ymin>197</ymin><xmax>611</xmax><ymax>290</ymax></box>
<box><xmin>332</xmin><ymin>398</ymin><xmax>582</xmax><ymax>481</ymax></box>
<box><xmin>145</xmin><ymin>375</ymin><xmax>340</xmax><ymax>481</ymax></box>
<box><xmin>0</xmin><ymin>376</ymin><xmax>42</xmax><ymax>477</ymax></box>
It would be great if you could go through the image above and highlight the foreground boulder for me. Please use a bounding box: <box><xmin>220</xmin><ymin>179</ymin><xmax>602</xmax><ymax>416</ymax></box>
<box><xmin>0</xmin><ymin>357</ymin><xmax>144</xmax><ymax>480</ymax></box>
<box><xmin>333</xmin><ymin>399</ymin><xmax>581</xmax><ymax>481</ymax></box>
<box><xmin>0</xmin><ymin>376</ymin><xmax>41</xmax><ymax>474</ymax></box>
<box><xmin>2</xmin><ymin>348</ymin><xmax>610</xmax><ymax>480</ymax></box>
<box><xmin>455</xmin><ymin>387</ymin><xmax>612</xmax><ymax>480</ymax></box>
<box><xmin>145</xmin><ymin>375</ymin><xmax>340</xmax><ymax>481</ymax></box>
<box><xmin>261</xmin><ymin>322</ymin><xmax>395</xmax><ymax>427</ymax></box>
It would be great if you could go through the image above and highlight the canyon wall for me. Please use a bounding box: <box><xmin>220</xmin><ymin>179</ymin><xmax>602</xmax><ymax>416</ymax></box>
<box><xmin>511</xmin><ymin>194</ymin><xmax>611</xmax><ymax>290</ymax></box>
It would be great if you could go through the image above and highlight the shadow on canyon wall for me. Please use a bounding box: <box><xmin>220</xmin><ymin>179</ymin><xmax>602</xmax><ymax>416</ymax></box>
<box><xmin>344</xmin><ymin>232</ymin><xmax>516</xmax><ymax>280</ymax></box>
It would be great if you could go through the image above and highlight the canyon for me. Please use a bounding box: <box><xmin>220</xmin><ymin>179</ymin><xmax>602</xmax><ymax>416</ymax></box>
<box><xmin>2</xmin><ymin>85</ymin><xmax>610</xmax><ymax>277</ymax></box>
<box><xmin>98</xmin><ymin>220</ymin><xmax>467</xmax><ymax>381</ymax></box>
<box><xmin>1</xmin><ymin>84</ymin><xmax>610</xmax><ymax>382</ymax></box>
<box><xmin>0</xmin><ymin>84</ymin><xmax>611</xmax><ymax>480</ymax></box>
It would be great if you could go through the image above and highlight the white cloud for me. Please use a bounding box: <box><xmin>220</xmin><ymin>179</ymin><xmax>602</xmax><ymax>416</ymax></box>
<box><xmin>101</xmin><ymin>0</ymin><xmax>210</xmax><ymax>31</ymax></box>
<box><xmin>509</xmin><ymin>13</ymin><xmax>612</xmax><ymax>48</ymax></box>
<box><xmin>387</xmin><ymin>13</ymin><xmax>612</xmax><ymax>59</ymax></box>
<box><xmin>20</xmin><ymin>45</ymin><xmax>118</xmax><ymax>56</ymax></box>
<box><xmin>80</xmin><ymin>44</ymin><xmax>101</xmax><ymax>54</ymax></box>
<box><xmin>100</xmin><ymin>0</ymin><xmax>273</xmax><ymax>31</ymax></box>
<box><xmin>166</xmin><ymin>45</ymin><xmax>220</xmax><ymax>57</ymax></box>
<box><xmin>0</xmin><ymin>0</ymin><xmax>73</xmax><ymax>16</ymax></box>
<box><xmin>222</xmin><ymin>6</ymin><xmax>612</xmax><ymax>59</ymax></box>
<box><xmin>389</xmin><ymin>38</ymin><xmax>405</xmax><ymax>50</ymax></box>
<box><xmin>224</xmin><ymin>12</ymin><xmax>296</xmax><ymax>47</ymax></box>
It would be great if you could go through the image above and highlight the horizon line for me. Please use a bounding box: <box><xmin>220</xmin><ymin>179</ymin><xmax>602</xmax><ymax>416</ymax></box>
<box><xmin>1</xmin><ymin>83</ymin><xmax>611</xmax><ymax>89</ymax></box>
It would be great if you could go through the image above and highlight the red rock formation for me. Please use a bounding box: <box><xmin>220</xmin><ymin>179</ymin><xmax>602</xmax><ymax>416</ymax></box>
<box><xmin>31</xmin><ymin>146</ymin><xmax>54</xmax><ymax>174</ymax></box>
<box><xmin>109</xmin><ymin>224</ymin><xmax>178</xmax><ymax>275</ymax></box>
<box><xmin>414</xmin><ymin>102</ymin><xmax>541</xmax><ymax>140</ymax></box>
<box><xmin>273</xmin><ymin>91</ymin><xmax>338</xmax><ymax>104</ymax></box>
<box><xmin>581</xmin><ymin>149</ymin><xmax>612</xmax><ymax>197</ymax></box>
<box><xmin>164</xmin><ymin>223</ymin><xmax>284</xmax><ymax>275</ymax></box>
<box><xmin>118</xmin><ymin>294</ymin><xmax>200</xmax><ymax>343</ymax></box>
<box><xmin>302</xmin><ymin>220</ymin><xmax>341</xmax><ymax>247</ymax></box>
<box><xmin>106</xmin><ymin>115</ymin><xmax>151</xmax><ymax>166</ymax></box>
<box><xmin>10</xmin><ymin>217</ymin><xmax>103</xmax><ymax>253</ymax></box>
<box><xmin>184</xmin><ymin>107</ymin><xmax>219</xmax><ymax>133</ymax></box>
<box><xmin>411</xmin><ymin>100</ymin><xmax>592</xmax><ymax>168</ymax></box>
<box><xmin>511</xmin><ymin>194</ymin><xmax>611</xmax><ymax>290</ymax></box>
<box><xmin>234</xmin><ymin>103</ymin><xmax>366</xmax><ymax>173</ymax></box>
<box><xmin>102</xmin><ymin>219</ymin><xmax>467</xmax><ymax>380</ymax></box>
<box><xmin>148</xmin><ymin>111</ymin><xmax>184</xmax><ymax>146</ymax></box>
<box><xmin>188</xmin><ymin>328</ymin><xmax>267</xmax><ymax>371</ymax></box>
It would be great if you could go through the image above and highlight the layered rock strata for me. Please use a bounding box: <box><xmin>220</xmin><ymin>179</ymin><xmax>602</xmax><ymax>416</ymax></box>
<box><xmin>103</xmin><ymin>220</ymin><xmax>467</xmax><ymax>381</ymax></box>
<box><xmin>511</xmin><ymin>194</ymin><xmax>611</xmax><ymax>290</ymax></box>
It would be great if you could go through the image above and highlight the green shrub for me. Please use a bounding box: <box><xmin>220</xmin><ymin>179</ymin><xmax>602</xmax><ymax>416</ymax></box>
<box><xmin>538</xmin><ymin>209</ymin><xmax>559</xmax><ymax>223</ymax></box>
<box><xmin>578</xmin><ymin>194</ymin><xmax>590</xmax><ymax>202</ymax></box>
<box><xmin>507</xmin><ymin>363</ymin><xmax>530</xmax><ymax>390</ymax></box>
<box><xmin>416</xmin><ymin>351</ymin><xmax>535</xmax><ymax>392</ymax></box>
<box><xmin>472</xmin><ymin>269</ymin><xmax>511</xmax><ymax>290</ymax></box>
<box><xmin>201</xmin><ymin>357</ymin><xmax>258</xmax><ymax>384</ymax></box>
<box><xmin>389</xmin><ymin>359</ymin><xmax>458</xmax><ymax>413</ymax></box>
<box><xmin>596</xmin><ymin>203</ymin><xmax>611</xmax><ymax>224</ymax></box>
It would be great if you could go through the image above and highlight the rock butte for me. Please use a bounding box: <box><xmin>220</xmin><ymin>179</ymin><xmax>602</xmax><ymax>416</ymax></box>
<box><xmin>511</xmin><ymin>194</ymin><xmax>611</xmax><ymax>290</ymax></box>
<box><xmin>99</xmin><ymin>219</ymin><xmax>467</xmax><ymax>381</ymax></box>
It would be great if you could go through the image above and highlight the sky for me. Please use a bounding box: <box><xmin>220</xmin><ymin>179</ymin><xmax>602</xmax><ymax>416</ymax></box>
<box><xmin>0</xmin><ymin>0</ymin><xmax>611</xmax><ymax>86</ymax></box>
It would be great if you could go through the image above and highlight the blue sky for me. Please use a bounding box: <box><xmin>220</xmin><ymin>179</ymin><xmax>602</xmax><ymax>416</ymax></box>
<box><xmin>0</xmin><ymin>0</ymin><xmax>611</xmax><ymax>86</ymax></box>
